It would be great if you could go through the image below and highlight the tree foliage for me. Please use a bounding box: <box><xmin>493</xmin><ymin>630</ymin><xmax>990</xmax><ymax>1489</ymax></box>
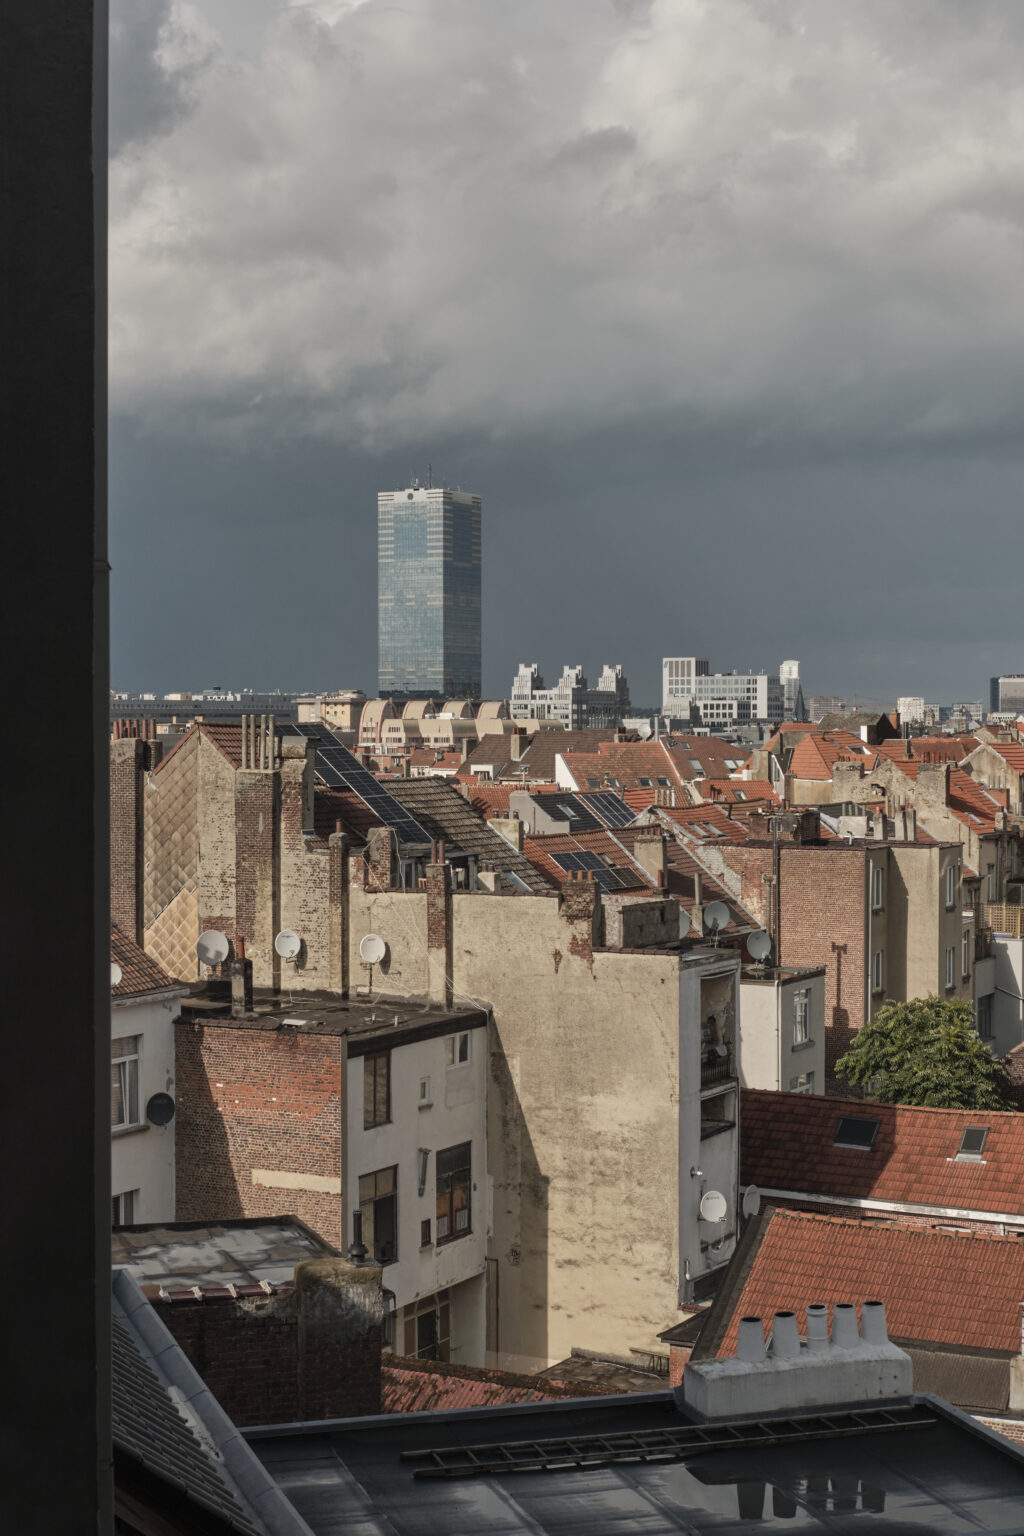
<box><xmin>835</xmin><ymin>995</ymin><xmax>1012</xmax><ymax>1109</ymax></box>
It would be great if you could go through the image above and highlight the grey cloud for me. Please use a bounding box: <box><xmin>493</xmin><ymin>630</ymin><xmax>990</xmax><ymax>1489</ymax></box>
<box><xmin>109</xmin><ymin>1</ymin><xmax>213</xmax><ymax>156</ymax></box>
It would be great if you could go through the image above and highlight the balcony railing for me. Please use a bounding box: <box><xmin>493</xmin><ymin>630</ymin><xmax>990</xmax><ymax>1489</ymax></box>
<box><xmin>701</xmin><ymin>1044</ymin><xmax>734</xmax><ymax>1087</ymax></box>
<box><xmin>982</xmin><ymin>904</ymin><xmax>1024</xmax><ymax>938</ymax></box>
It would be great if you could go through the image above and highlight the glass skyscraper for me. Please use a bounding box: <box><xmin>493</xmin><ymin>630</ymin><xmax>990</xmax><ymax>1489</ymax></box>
<box><xmin>378</xmin><ymin>482</ymin><xmax>482</xmax><ymax>699</ymax></box>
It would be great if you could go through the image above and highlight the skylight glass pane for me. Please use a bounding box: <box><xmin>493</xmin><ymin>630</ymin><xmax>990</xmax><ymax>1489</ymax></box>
<box><xmin>834</xmin><ymin>1116</ymin><xmax>880</xmax><ymax>1149</ymax></box>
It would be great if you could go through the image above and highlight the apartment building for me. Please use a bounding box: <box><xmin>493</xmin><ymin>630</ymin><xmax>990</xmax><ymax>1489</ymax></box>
<box><xmin>509</xmin><ymin>663</ymin><xmax>631</xmax><ymax>730</ymax></box>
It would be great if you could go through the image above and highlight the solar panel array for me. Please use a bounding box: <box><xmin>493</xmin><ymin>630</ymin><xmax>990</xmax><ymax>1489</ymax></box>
<box><xmin>283</xmin><ymin>724</ymin><xmax>431</xmax><ymax>845</ymax></box>
<box><xmin>577</xmin><ymin>791</ymin><xmax>635</xmax><ymax>829</ymax></box>
<box><xmin>549</xmin><ymin>849</ymin><xmax>640</xmax><ymax>892</ymax></box>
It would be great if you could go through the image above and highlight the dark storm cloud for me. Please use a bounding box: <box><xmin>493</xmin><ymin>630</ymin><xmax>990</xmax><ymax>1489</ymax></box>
<box><xmin>109</xmin><ymin>0</ymin><xmax>1024</xmax><ymax>701</ymax></box>
<box><xmin>109</xmin><ymin>1</ymin><xmax>212</xmax><ymax>155</ymax></box>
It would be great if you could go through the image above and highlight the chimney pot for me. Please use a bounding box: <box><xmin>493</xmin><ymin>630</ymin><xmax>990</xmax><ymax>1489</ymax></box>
<box><xmin>771</xmin><ymin>1311</ymin><xmax>801</xmax><ymax>1359</ymax></box>
<box><xmin>806</xmin><ymin>1303</ymin><xmax>830</xmax><ymax>1353</ymax></box>
<box><xmin>737</xmin><ymin>1317</ymin><xmax>766</xmax><ymax>1362</ymax></box>
<box><xmin>861</xmin><ymin>1300</ymin><xmax>889</xmax><ymax>1345</ymax></box>
<box><xmin>831</xmin><ymin>1303</ymin><xmax>860</xmax><ymax>1350</ymax></box>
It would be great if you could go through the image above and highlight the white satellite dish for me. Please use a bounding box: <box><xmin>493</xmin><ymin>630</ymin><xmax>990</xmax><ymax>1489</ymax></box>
<box><xmin>359</xmin><ymin>933</ymin><xmax>387</xmax><ymax>966</ymax></box>
<box><xmin>699</xmin><ymin>1189</ymin><xmax>728</xmax><ymax>1224</ymax></box>
<box><xmin>703</xmin><ymin>901</ymin><xmax>730</xmax><ymax>936</ymax></box>
<box><xmin>275</xmin><ymin>929</ymin><xmax>301</xmax><ymax>960</ymax></box>
<box><xmin>196</xmin><ymin>930</ymin><xmax>230</xmax><ymax>966</ymax></box>
<box><xmin>747</xmin><ymin>930</ymin><xmax>771</xmax><ymax>962</ymax></box>
<box><xmin>110</xmin><ymin>962</ymin><xmax>122</xmax><ymax>987</ymax></box>
<box><xmin>742</xmin><ymin>1186</ymin><xmax>762</xmax><ymax>1219</ymax></box>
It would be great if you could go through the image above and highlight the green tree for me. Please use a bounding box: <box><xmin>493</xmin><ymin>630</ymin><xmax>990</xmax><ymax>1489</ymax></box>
<box><xmin>835</xmin><ymin>995</ymin><xmax>1012</xmax><ymax>1109</ymax></box>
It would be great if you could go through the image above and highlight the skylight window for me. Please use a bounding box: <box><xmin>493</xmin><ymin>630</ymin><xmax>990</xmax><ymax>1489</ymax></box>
<box><xmin>834</xmin><ymin>1116</ymin><xmax>880</xmax><ymax>1150</ymax></box>
<box><xmin>656</xmin><ymin>777</ymin><xmax>671</xmax><ymax>787</ymax></box>
<box><xmin>956</xmin><ymin>1126</ymin><xmax>988</xmax><ymax>1161</ymax></box>
<box><xmin>637</xmin><ymin>777</ymin><xmax>652</xmax><ymax>787</ymax></box>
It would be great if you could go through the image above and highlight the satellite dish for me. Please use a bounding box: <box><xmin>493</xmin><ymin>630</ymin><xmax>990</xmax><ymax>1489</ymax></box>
<box><xmin>110</xmin><ymin>962</ymin><xmax>123</xmax><ymax>987</ymax></box>
<box><xmin>703</xmin><ymin>901</ymin><xmax>730</xmax><ymax>935</ymax></box>
<box><xmin>275</xmin><ymin>929</ymin><xmax>302</xmax><ymax>960</ymax></box>
<box><xmin>742</xmin><ymin>1186</ymin><xmax>761</xmax><ymax>1219</ymax></box>
<box><xmin>196</xmin><ymin>930</ymin><xmax>230</xmax><ymax>966</ymax></box>
<box><xmin>747</xmin><ymin>930</ymin><xmax>771</xmax><ymax>962</ymax></box>
<box><xmin>146</xmin><ymin>1092</ymin><xmax>175</xmax><ymax>1126</ymax></box>
<box><xmin>699</xmin><ymin>1189</ymin><xmax>728</xmax><ymax>1224</ymax></box>
<box><xmin>359</xmin><ymin>933</ymin><xmax>387</xmax><ymax>966</ymax></box>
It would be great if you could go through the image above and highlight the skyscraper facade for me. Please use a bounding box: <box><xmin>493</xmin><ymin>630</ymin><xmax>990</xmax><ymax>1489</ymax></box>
<box><xmin>378</xmin><ymin>482</ymin><xmax>482</xmax><ymax>699</ymax></box>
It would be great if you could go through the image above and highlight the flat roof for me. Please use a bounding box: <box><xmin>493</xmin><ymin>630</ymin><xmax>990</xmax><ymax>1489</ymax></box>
<box><xmin>111</xmin><ymin>1215</ymin><xmax>338</xmax><ymax>1287</ymax></box>
<box><xmin>180</xmin><ymin>984</ymin><xmax>488</xmax><ymax>1055</ymax></box>
<box><xmin>246</xmin><ymin>1394</ymin><xmax>1024</xmax><ymax>1533</ymax></box>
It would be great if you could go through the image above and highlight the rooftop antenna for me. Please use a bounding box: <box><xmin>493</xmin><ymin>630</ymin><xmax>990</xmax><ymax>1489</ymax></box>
<box><xmin>427</xmin><ymin>462</ymin><xmax>433</xmax><ymax>488</ymax></box>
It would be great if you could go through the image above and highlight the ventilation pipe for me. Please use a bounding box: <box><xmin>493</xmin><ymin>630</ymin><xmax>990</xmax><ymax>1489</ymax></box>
<box><xmin>737</xmin><ymin>1318</ymin><xmax>766</xmax><ymax>1362</ymax></box>
<box><xmin>861</xmin><ymin>1300</ymin><xmax>889</xmax><ymax>1345</ymax></box>
<box><xmin>831</xmin><ymin>1303</ymin><xmax>860</xmax><ymax>1349</ymax></box>
<box><xmin>771</xmin><ymin>1312</ymin><xmax>801</xmax><ymax>1359</ymax></box>
<box><xmin>805</xmin><ymin>1304</ymin><xmax>830</xmax><ymax>1353</ymax></box>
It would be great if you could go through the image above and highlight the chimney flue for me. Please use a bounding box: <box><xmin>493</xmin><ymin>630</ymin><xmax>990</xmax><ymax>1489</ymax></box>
<box><xmin>831</xmin><ymin>1303</ymin><xmax>860</xmax><ymax>1349</ymax></box>
<box><xmin>737</xmin><ymin>1317</ymin><xmax>766</xmax><ymax>1362</ymax></box>
<box><xmin>861</xmin><ymin>1300</ymin><xmax>889</xmax><ymax>1345</ymax></box>
<box><xmin>806</xmin><ymin>1303</ymin><xmax>830</xmax><ymax>1353</ymax></box>
<box><xmin>771</xmin><ymin>1311</ymin><xmax>801</xmax><ymax>1359</ymax></box>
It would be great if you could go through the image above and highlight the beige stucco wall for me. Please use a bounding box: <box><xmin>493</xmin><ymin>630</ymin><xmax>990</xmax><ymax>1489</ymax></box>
<box><xmin>888</xmin><ymin>843</ymin><xmax>969</xmax><ymax>1005</ymax></box>
<box><xmin>739</xmin><ymin>971</ymin><xmax>826</xmax><ymax>1093</ymax></box>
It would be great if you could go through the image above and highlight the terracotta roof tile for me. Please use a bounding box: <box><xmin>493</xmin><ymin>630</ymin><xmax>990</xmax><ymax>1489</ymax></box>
<box><xmin>522</xmin><ymin>830</ymin><xmax>652</xmax><ymax>889</ymax></box>
<box><xmin>111</xmin><ymin>925</ymin><xmax>179</xmax><ymax>995</ymax></box>
<box><xmin>741</xmin><ymin>1087</ymin><xmax>1024</xmax><ymax>1215</ymax></box>
<box><xmin>381</xmin><ymin>1357</ymin><xmax>600</xmax><ymax>1413</ymax></box>
<box><xmin>713</xmin><ymin>1208</ymin><xmax>1024</xmax><ymax>1357</ymax></box>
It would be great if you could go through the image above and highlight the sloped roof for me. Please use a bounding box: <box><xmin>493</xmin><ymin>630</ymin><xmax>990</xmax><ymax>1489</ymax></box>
<box><xmin>522</xmin><ymin>831</ymin><xmax>651</xmax><ymax>889</ymax></box>
<box><xmin>875</xmin><ymin>737</ymin><xmax>978</xmax><ymax>764</ymax></box>
<box><xmin>614</xmin><ymin>827</ymin><xmax>751</xmax><ymax>927</ymax></box>
<box><xmin>388</xmin><ymin>779</ymin><xmax>553</xmax><ymax>893</ymax></box>
<box><xmin>461</xmin><ymin>728</ymin><xmax>615</xmax><ymax>783</ymax></box>
<box><xmin>973</xmin><ymin>740</ymin><xmax>1024</xmax><ymax>775</ymax></box>
<box><xmin>111</xmin><ymin>924</ymin><xmax>179</xmax><ymax>997</ymax></box>
<box><xmin>652</xmin><ymin>804</ymin><xmax>749</xmax><ymax>843</ymax></box>
<box><xmin>700</xmin><ymin>779</ymin><xmax>780</xmax><ymax>805</ymax></box>
<box><xmin>788</xmin><ymin>732</ymin><xmax>878</xmax><ymax>781</ymax></box>
<box><xmin>561</xmin><ymin>741</ymin><xmax>685</xmax><ymax>791</ymax></box>
<box><xmin>741</xmin><ymin>1088</ymin><xmax>1024</xmax><ymax>1216</ymax></box>
<box><xmin>701</xmin><ymin>1206</ymin><xmax>1024</xmax><ymax>1362</ymax></box>
<box><xmin>381</xmin><ymin>1357</ymin><xmax>598</xmax><ymax>1413</ymax></box>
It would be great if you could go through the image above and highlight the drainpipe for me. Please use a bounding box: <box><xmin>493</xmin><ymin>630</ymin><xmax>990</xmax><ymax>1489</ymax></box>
<box><xmin>866</xmin><ymin>857</ymin><xmax>874</xmax><ymax>1025</ymax></box>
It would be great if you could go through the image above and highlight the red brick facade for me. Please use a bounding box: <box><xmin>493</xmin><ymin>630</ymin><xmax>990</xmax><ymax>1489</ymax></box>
<box><xmin>154</xmin><ymin>1263</ymin><xmax>383</xmax><ymax>1425</ymax></box>
<box><xmin>175</xmin><ymin>1021</ymin><xmax>344</xmax><ymax>1247</ymax></box>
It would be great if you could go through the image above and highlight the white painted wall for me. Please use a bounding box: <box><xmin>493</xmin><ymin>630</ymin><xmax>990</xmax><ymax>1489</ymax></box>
<box><xmin>991</xmin><ymin>936</ymin><xmax>1024</xmax><ymax>1057</ymax></box>
<box><xmin>111</xmin><ymin>990</ymin><xmax>182</xmax><ymax>1222</ymax></box>
<box><xmin>739</xmin><ymin>971</ymin><xmax>826</xmax><ymax>1093</ymax></box>
<box><xmin>679</xmin><ymin>954</ymin><xmax>742</xmax><ymax>1294</ymax></box>
<box><xmin>345</xmin><ymin>1022</ymin><xmax>488</xmax><ymax>1361</ymax></box>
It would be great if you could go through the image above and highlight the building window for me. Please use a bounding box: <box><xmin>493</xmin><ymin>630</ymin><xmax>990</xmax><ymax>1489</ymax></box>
<box><xmin>871</xmin><ymin>867</ymin><xmax>884</xmax><ymax>911</ymax></box>
<box><xmin>111</xmin><ymin>1036</ymin><xmax>140</xmax><ymax>1129</ymax></box>
<box><xmin>976</xmin><ymin>994</ymin><xmax>994</xmax><ymax>1039</ymax></box>
<box><xmin>403</xmin><ymin>1292</ymin><xmax>451</xmax><ymax>1362</ymax></box>
<box><xmin>363</xmin><ymin>1052</ymin><xmax>391</xmax><ymax>1129</ymax></box>
<box><xmin>111</xmin><ymin>1189</ymin><xmax>137</xmax><ymax>1225</ymax></box>
<box><xmin>945</xmin><ymin>947</ymin><xmax>955</xmax><ymax>990</ymax></box>
<box><xmin>420</xmin><ymin>1218</ymin><xmax>432</xmax><ymax>1248</ymax></box>
<box><xmin>962</xmin><ymin>930</ymin><xmax>971</xmax><ymax>980</ymax></box>
<box><xmin>793</xmin><ymin>990</ymin><xmax>810</xmax><ymax>1046</ymax></box>
<box><xmin>789</xmin><ymin>1072</ymin><xmax>814</xmax><ymax>1094</ymax></box>
<box><xmin>446</xmin><ymin>1032</ymin><xmax>471</xmax><ymax>1067</ymax></box>
<box><xmin>358</xmin><ymin>1166</ymin><xmax>397</xmax><ymax>1263</ymax></box>
<box><xmin>945</xmin><ymin>865</ymin><xmax>957</xmax><ymax>909</ymax></box>
<box><xmin>834</xmin><ymin>1116</ymin><xmax>880</xmax><ymax>1149</ymax></box>
<box><xmin>418</xmin><ymin>1075</ymin><xmax>432</xmax><ymax>1107</ymax></box>
<box><xmin>956</xmin><ymin>1126</ymin><xmax>988</xmax><ymax>1161</ymax></box>
<box><xmin>872</xmin><ymin>950</ymin><xmax>884</xmax><ymax>994</ymax></box>
<box><xmin>436</xmin><ymin>1142</ymin><xmax>471</xmax><ymax>1243</ymax></box>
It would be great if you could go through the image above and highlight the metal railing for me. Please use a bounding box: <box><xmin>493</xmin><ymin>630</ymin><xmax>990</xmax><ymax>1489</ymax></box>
<box><xmin>701</xmin><ymin>1045</ymin><xmax>734</xmax><ymax>1086</ymax></box>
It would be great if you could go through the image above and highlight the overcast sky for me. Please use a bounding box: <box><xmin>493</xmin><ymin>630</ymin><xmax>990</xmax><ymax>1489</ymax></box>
<box><xmin>110</xmin><ymin>0</ymin><xmax>1023</xmax><ymax>706</ymax></box>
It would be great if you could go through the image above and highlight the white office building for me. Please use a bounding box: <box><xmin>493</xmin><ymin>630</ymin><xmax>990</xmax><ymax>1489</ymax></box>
<box><xmin>662</xmin><ymin>657</ymin><xmax>784</xmax><ymax>726</ymax></box>
<box><xmin>510</xmin><ymin>663</ymin><xmax>630</xmax><ymax>730</ymax></box>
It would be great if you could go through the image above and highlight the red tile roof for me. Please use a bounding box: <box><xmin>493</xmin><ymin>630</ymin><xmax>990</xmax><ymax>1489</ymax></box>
<box><xmin>979</xmin><ymin>740</ymin><xmax>1024</xmax><ymax>775</ymax></box>
<box><xmin>522</xmin><ymin>831</ymin><xmax>652</xmax><ymax>889</ymax></box>
<box><xmin>700</xmin><ymin>779</ymin><xmax>780</xmax><ymax>805</ymax></box>
<box><xmin>711</xmin><ymin>1208</ymin><xmax>1024</xmax><ymax>1356</ymax></box>
<box><xmin>647</xmin><ymin>804</ymin><xmax>748</xmax><ymax>843</ymax></box>
<box><xmin>381</xmin><ymin>1357</ymin><xmax>601</xmax><ymax>1413</ymax></box>
<box><xmin>787</xmin><ymin>732</ymin><xmax>878</xmax><ymax>781</ymax></box>
<box><xmin>741</xmin><ymin>1088</ymin><xmax>1024</xmax><ymax>1217</ymax></box>
<box><xmin>111</xmin><ymin>925</ymin><xmax>179</xmax><ymax>996</ymax></box>
<box><xmin>875</xmin><ymin>737</ymin><xmax>978</xmax><ymax>764</ymax></box>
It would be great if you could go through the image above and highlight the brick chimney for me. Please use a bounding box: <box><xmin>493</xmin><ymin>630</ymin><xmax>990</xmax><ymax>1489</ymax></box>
<box><xmin>559</xmin><ymin>873</ymin><xmax>600</xmax><ymax>967</ymax></box>
<box><xmin>426</xmin><ymin>851</ymin><xmax>453</xmax><ymax>1005</ymax></box>
<box><xmin>916</xmin><ymin>762</ymin><xmax>950</xmax><ymax>810</ymax></box>
<box><xmin>509</xmin><ymin>727</ymin><xmax>527</xmax><ymax>763</ymax></box>
<box><xmin>632</xmin><ymin>828</ymin><xmax>669</xmax><ymax>890</ymax></box>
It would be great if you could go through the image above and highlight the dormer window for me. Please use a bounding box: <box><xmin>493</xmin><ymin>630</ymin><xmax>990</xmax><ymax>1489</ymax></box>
<box><xmin>956</xmin><ymin>1126</ymin><xmax>988</xmax><ymax>1161</ymax></box>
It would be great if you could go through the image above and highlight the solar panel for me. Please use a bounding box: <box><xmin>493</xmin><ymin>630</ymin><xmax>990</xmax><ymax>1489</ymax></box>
<box><xmin>282</xmin><ymin>726</ymin><xmax>431</xmax><ymax>845</ymax></box>
<box><xmin>581</xmin><ymin>792</ymin><xmax>635</xmax><ymax>829</ymax></box>
<box><xmin>550</xmin><ymin>850</ymin><xmax>635</xmax><ymax>891</ymax></box>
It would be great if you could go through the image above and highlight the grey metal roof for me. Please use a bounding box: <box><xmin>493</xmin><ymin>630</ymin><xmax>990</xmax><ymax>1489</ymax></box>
<box><xmin>248</xmin><ymin>1394</ymin><xmax>1024</xmax><ymax>1534</ymax></box>
<box><xmin>388</xmin><ymin>779</ymin><xmax>554</xmax><ymax>892</ymax></box>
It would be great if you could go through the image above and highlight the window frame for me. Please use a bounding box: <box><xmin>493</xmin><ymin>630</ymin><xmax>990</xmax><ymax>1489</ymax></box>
<box><xmin>358</xmin><ymin>1165</ymin><xmax>398</xmax><ymax>1264</ymax></box>
<box><xmin>871</xmin><ymin>949</ymin><xmax>884</xmax><ymax>994</ymax></box>
<box><xmin>962</xmin><ymin>929</ymin><xmax>971</xmax><ymax>980</ymax></box>
<box><xmin>445</xmin><ymin>1031</ymin><xmax>471</xmax><ymax>1068</ymax></box>
<box><xmin>956</xmin><ymin>1126</ymin><xmax>989</xmax><ymax>1161</ymax></box>
<box><xmin>435</xmin><ymin>1141</ymin><xmax>472</xmax><ymax>1245</ymax></box>
<box><xmin>363</xmin><ymin>1050</ymin><xmax>391</xmax><ymax>1130</ymax></box>
<box><xmin>792</xmin><ymin>989</ymin><xmax>810</xmax><ymax>1047</ymax></box>
<box><xmin>788</xmin><ymin>1071</ymin><xmax>814</xmax><ymax>1094</ymax></box>
<box><xmin>111</xmin><ymin>1035</ymin><xmax>141</xmax><ymax>1131</ymax></box>
<box><xmin>111</xmin><ymin>1189</ymin><xmax>138</xmax><ymax>1225</ymax></box>
<box><xmin>945</xmin><ymin>864</ymin><xmax>957</xmax><ymax>910</ymax></box>
<box><xmin>834</xmin><ymin>1115</ymin><xmax>880</xmax><ymax>1150</ymax></box>
<box><xmin>945</xmin><ymin>946</ymin><xmax>955</xmax><ymax>990</ymax></box>
<box><xmin>871</xmin><ymin>866</ymin><xmax>884</xmax><ymax>912</ymax></box>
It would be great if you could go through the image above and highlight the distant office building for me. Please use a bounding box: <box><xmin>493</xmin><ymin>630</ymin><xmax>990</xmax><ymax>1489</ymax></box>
<box><xmin>378</xmin><ymin>481</ymin><xmax>481</xmax><ymax>699</ymax></box>
<box><xmin>510</xmin><ymin>663</ymin><xmax>630</xmax><ymax>730</ymax></box>
<box><xmin>662</xmin><ymin>656</ymin><xmax>783</xmax><ymax>725</ymax></box>
<box><xmin>780</xmin><ymin>660</ymin><xmax>806</xmax><ymax>721</ymax></box>
<box><xmin>897</xmin><ymin>696</ymin><xmax>926</xmax><ymax>726</ymax></box>
<box><xmin>991</xmin><ymin>675</ymin><xmax>1024</xmax><ymax>716</ymax></box>
<box><xmin>806</xmin><ymin>694</ymin><xmax>846</xmax><ymax>720</ymax></box>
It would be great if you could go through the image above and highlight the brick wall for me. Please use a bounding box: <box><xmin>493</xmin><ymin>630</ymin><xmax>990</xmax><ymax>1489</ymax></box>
<box><xmin>778</xmin><ymin>847</ymin><xmax>868</xmax><ymax>1078</ymax></box>
<box><xmin>155</xmin><ymin>1258</ymin><xmax>383</xmax><ymax>1425</ymax></box>
<box><xmin>175</xmin><ymin>1021</ymin><xmax>344</xmax><ymax>1248</ymax></box>
<box><xmin>110</xmin><ymin>737</ymin><xmax>153</xmax><ymax>941</ymax></box>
